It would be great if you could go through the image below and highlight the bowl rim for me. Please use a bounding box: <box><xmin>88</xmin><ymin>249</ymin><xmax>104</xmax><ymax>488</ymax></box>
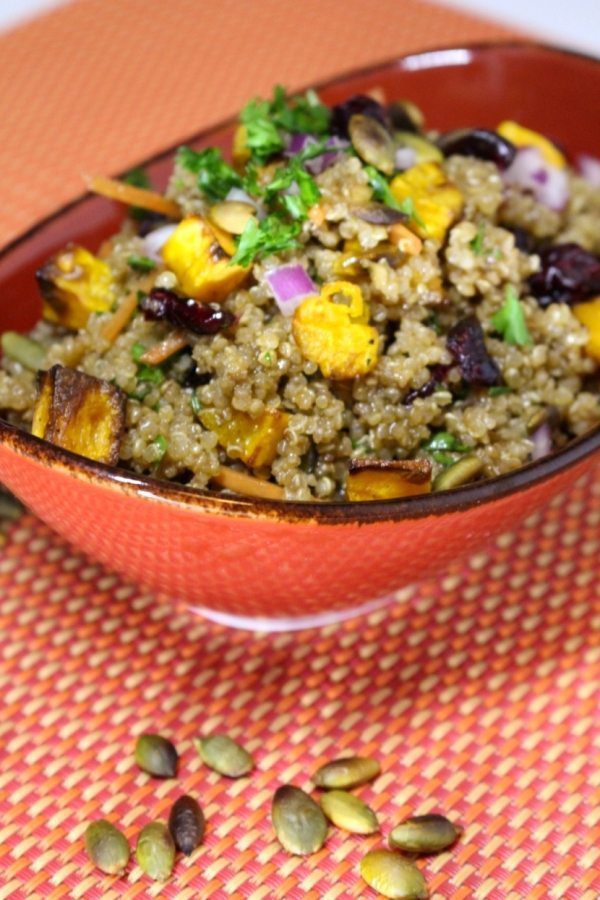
<box><xmin>1</xmin><ymin>39</ymin><xmax>599</xmax><ymax>525</ymax></box>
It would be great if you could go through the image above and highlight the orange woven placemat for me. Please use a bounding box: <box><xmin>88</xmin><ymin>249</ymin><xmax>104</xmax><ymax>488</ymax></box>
<box><xmin>1</xmin><ymin>1</ymin><xmax>599</xmax><ymax>898</ymax></box>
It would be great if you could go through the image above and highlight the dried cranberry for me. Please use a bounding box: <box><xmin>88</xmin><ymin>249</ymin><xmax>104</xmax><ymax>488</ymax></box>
<box><xmin>447</xmin><ymin>316</ymin><xmax>503</xmax><ymax>386</ymax></box>
<box><xmin>404</xmin><ymin>364</ymin><xmax>450</xmax><ymax>406</ymax></box>
<box><xmin>437</xmin><ymin>128</ymin><xmax>516</xmax><ymax>169</ymax></box>
<box><xmin>528</xmin><ymin>242</ymin><xmax>600</xmax><ymax>307</ymax></box>
<box><xmin>330</xmin><ymin>95</ymin><xmax>388</xmax><ymax>138</ymax></box>
<box><xmin>140</xmin><ymin>288</ymin><xmax>235</xmax><ymax>335</ymax></box>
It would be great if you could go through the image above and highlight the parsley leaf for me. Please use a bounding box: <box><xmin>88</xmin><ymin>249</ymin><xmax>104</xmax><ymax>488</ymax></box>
<box><xmin>177</xmin><ymin>146</ymin><xmax>242</xmax><ymax>202</ymax></box>
<box><xmin>239</xmin><ymin>86</ymin><xmax>330</xmax><ymax>164</ymax></box>
<box><xmin>422</xmin><ymin>432</ymin><xmax>471</xmax><ymax>453</ymax></box>
<box><xmin>123</xmin><ymin>166</ymin><xmax>150</xmax><ymax>189</ymax></box>
<box><xmin>151</xmin><ymin>435</ymin><xmax>168</xmax><ymax>462</ymax></box>
<box><xmin>264</xmin><ymin>158</ymin><xmax>321</xmax><ymax>220</ymax></box>
<box><xmin>491</xmin><ymin>285</ymin><xmax>533</xmax><ymax>346</ymax></box>
<box><xmin>470</xmin><ymin>223</ymin><xmax>485</xmax><ymax>255</ymax></box>
<box><xmin>123</xmin><ymin>166</ymin><xmax>152</xmax><ymax>220</ymax></box>
<box><xmin>240</xmin><ymin>99</ymin><xmax>286</xmax><ymax>163</ymax></box>
<box><xmin>364</xmin><ymin>166</ymin><xmax>404</xmax><ymax>212</ymax></box>
<box><xmin>230</xmin><ymin>216</ymin><xmax>302</xmax><ymax>267</ymax></box>
<box><xmin>128</xmin><ymin>255</ymin><xmax>156</xmax><ymax>273</ymax></box>
<box><xmin>364</xmin><ymin>166</ymin><xmax>426</xmax><ymax>230</ymax></box>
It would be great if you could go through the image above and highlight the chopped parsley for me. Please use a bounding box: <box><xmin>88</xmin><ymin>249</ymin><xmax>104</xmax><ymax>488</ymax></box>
<box><xmin>364</xmin><ymin>167</ymin><xmax>426</xmax><ymax>229</ymax></box>
<box><xmin>240</xmin><ymin>85</ymin><xmax>330</xmax><ymax>164</ymax></box>
<box><xmin>489</xmin><ymin>385</ymin><xmax>513</xmax><ymax>397</ymax></box>
<box><xmin>131</xmin><ymin>342</ymin><xmax>165</xmax><ymax>391</ymax></box>
<box><xmin>123</xmin><ymin>166</ymin><xmax>151</xmax><ymax>189</ymax></box>
<box><xmin>264</xmin><ymin>157</ymin><xmax>321</xmax><ymax>221</ymax></box>
<box><xmin>177</xmin><ymin>146</ymin><xmax>242</xmax><ymax>202</ymax></box>
<box><xmin>128</xmin><ymin>255</ymin><xmax>156</xmax><ymax>273</ymax></box>
<box><xmin>131</xmin><ymin>342</ymin><xmax>146</xmax><ymax>362</ymax></box>
<box><xmin>491</xmin><ymin>285</ymin><xmax>533</xmax><ymax>346</ymax></box>
<box><xmin>230</xmin><ymin>216</ymin><xmax>302</xmax><ymax>267</ymax></box>
<box><xmin>365</xmin><ymin>166</ymin><xmax>404</xmax><ymax>211</ymax></box>
<box><xmin>137</xmin><ymin>364</ymin><xmax>165</xmax><ymax>386</ymax></box>
<box><xmin>151</xmin><ymin>435</ymin><xmax>168</xmax><ymax>462</ymax></box>
<box><xmin>469</xmin><ymin>223</ymin><xmax>503</xmax><ymax>260</ymax></box>
<box><xmin>123</xmin><ymin>166</ymin><xmax>152</xmax><ymax>220</ymax></box>
<box><xmin>422</xmin><ymin>432</ymin><xmax>471</xmax><ymax>453</ymax></box>
<box><xmin>422</xmin><ymin>431</ymin><xmax>471</xmax><ymax>467</ymax></box>
<box><xmin>470</xmin><ymin>223</ymin><xmax>485</xmax><ymax>255</ymax></box>
<box><xmin>190</xmin><ymin>393</ymin><xmax>202</xmax><ymax>416</ymax></box>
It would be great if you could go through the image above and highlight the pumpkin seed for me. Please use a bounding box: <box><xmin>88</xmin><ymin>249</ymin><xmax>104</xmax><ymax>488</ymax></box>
<box><xmin>85</xmin><ymin>819</ymin><xmax>130</xmax><ymax>875</ymax></box>
<box><xmin>320</xmin><ymin>789</ymin><xmax>379</xmax><ymax>834</ymax></box>
<box><xmin>349</xmin><ymin>114</ymin><xmax>396</xmax><ymax>175</ymax></box>
<box><xmin>194</xmin><ymin>734</ymin><xmax>254</xmax><ymax>778</ymax></box>
<box><xmin>395</xmin><ymin>132</ymin><xmax>442</xmax><ymax>164</ymax></box>
<box><xmin>208</xmin><ymin>200</ymin><xmax>255</xmax><ymax>235</ymax></box>
<box><xmin>272</xmin><ymin>785</ymin><xmax>328</xmax><ymax>855</ymax></box>
<box><xmin>389</xmin><ymin>814</ymin><xmax>463</xmax><ymax>854</ymax></box>
<box><xmin>313</xmin><ymin>755</ymin><xmax>380</xmax><ymax>790</ymax></box>
<box><xmin>432</xmin><ymin>454</ymin><xmax>484</xmax><ymax>491</ymax></box>
<box><xmin>168</xmin><ymin>794</ymin><xmax>205</xmax><ymax>856</ymax></box>
<box><xmin>360</xmin><ymin>849</ymin><xmax>429</xmax><ymax>899</ymax></box>
<box><xmin>527</xmin><ymin>405</ymin><xmax>559</xmax><ymax>434</ymax></box>
<box><xmin>134</xmin><ymin>733</ymin><xmax>178</xmax><ymax>778</ymax></box>
<box><xmin>136</xmin><ymin>821</ymin><xmax>176</xmax><ymax>882</ymax></box>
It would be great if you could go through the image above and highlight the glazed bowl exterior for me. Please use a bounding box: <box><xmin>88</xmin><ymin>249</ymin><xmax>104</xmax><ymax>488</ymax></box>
<box><xmin>1</xmin><ymin>42</ymin><xmax>599</xmax><ymax>628</ymax></box>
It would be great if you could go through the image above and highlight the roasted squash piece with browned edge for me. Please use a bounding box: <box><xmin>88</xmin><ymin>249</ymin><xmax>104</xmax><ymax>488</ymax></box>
<box><xmin>161</xmin><ymin>216</ymin><xmax>250</xmax><ymax>302</ymax></box>
<box><xmin>346</xmin><ymin>458</ymin><xmax>432</xmax><ymax>501</ymax></box>
<box><xmin>36</xmin><ymin>245</ymin><xmax>115</xmax><ymax>330</ymax></box>
<box><xmin>32</xmin><ymin>365</ymin><xmax>126</xmax><ymax>465</ymax></box>
<box><xmin>199</xmin><ymin>407</ymin><xmax>289</xmax><ymax>469</ymax></box>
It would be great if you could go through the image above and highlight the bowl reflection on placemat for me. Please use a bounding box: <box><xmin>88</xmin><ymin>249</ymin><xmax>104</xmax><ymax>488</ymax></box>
<box><xmin>0</xmin><ymin>42</ymin><xmax>599</xmax><ymax>629</ymax></box>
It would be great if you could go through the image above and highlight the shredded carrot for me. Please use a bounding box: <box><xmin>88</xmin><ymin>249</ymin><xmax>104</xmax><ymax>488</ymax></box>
<box><xmin>101</xmin><ymin>274</ymin><xmax>156</xmax><ymax>343</ymax></box>
<box><xmin>139</xmin><ymin>329</ymin><xmax>189</xmax><ymax>365</ymax></box>
<box><xmin>389</xmin><ymin>222</ymin><xmax>423</xmax><ymax>255</ymax></box>
<box><xmin>211</xmin><ymin>467</ymin><xmax>285</xmax><ymax>501</ymax></box>
<box><xmin>101</xmin><ymin>290</ymin><xmax>138</xmax><ymax>342</ymax></box>
<box><xmin>85</xmin><ymin>174</ymin><xmax>181</xmax><ymax>219</ymax></box>
<box><xmin>308</xmin><ymin>203</ymin><xmax>327</xmax><ymax>227</ymax></box>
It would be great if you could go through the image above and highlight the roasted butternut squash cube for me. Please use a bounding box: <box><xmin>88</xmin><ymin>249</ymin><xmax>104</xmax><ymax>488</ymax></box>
<box><xmin>293</xmin><ymin>281</ymin><xmax>379</xmax><ymax>379</ymax></box>
<box><xmin>199</xmin><ymin>407</ymin><xmax>289</xmax><ymax>468</ymax></box>
<box><xmin>390</xmin><ymin>161</ymin><xmax>463</xmax><ymax>243</ymax></box>
<box><xmin>162</xmin><ymin>216</ymin><xmax>250</xmax><ymax>302</ymax></box>
<box><xmin>32</xmin><ymin>365</ymin><xmax>126</xmax><ymax>465</ymax></box>
<box><xmin>346</xmin><ymin>458</ymin><xmax>432</xmax><ymax>501</ymax></box>
<box><xmin>36</xmin><ymin>245</ymin><xmax>115</xmax><ymax>330</ymax></box>
<box><xmin>496</xmin><ymin>121</ymin><xmax>566</xmax><ymax>169</ymax></box>
<box><xmin>573</xmin><ymin>297</ymin><xmax>600</xmax><ymax>361</ymax></box>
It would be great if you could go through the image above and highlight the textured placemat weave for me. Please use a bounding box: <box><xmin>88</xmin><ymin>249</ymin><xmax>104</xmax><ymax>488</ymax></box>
<box><xmin>0</xmin><ymin>1</ymin><xmax>599</xmax><ymax>898</ymax></box>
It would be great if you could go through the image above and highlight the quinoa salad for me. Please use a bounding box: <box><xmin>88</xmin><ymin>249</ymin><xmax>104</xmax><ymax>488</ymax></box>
<box><xmin>1</xmin><ymin>87</ymin><xmax>599</xmax><ymax>502</ymax></box>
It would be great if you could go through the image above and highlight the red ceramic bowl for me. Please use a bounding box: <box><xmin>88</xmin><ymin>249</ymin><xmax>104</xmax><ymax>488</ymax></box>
<box><xmin>1</xmin><ymin>42</ymin><xmax>599</xmax><ymax>629</ymax></box>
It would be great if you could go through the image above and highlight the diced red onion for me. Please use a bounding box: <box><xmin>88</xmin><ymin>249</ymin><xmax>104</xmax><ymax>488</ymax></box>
<box><xmin>284</xmin><ymin>133</ymin><xmax>349</xmax><ymax>175</ymax></box>
<box><xmin>395</xmin><ymin>146</ymin><xmax>417</xmax><ymax>170</ymax></box>
<box><xmin>144</xmin><ymin>224</ymin><xmax>178</xmax><ymax>260</ymax></box>
<box><xmin>265</xmin><ymin>265</ymin><xmax>317</xmax><ymax>316</ymax></box>
<box><xmin>503</xmin><ymin>146</ymin><xmax>569</xmax><ymax>211</ymax></box>
<box><xmin>577</xmin><ymin>153</ymin><xmax>600</xmax><ymax>186</ymax></box>
<box><xmin>531</xmin><ymin>422</ymin><xmax>553</xmax><ymax>460</ymax></box>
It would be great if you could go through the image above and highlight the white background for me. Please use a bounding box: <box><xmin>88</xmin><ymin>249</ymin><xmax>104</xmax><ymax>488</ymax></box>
<box><xmin>0</xmin><ymin>0</ymin><xmax>599</xmax><ymax>54</ymax></box>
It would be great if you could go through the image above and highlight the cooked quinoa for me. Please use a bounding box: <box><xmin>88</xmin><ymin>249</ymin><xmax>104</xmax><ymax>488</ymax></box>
<box><xmin>1</xmin><ymin>89</ymin><xmax>599</xmax><ymax>501</ymax></box>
